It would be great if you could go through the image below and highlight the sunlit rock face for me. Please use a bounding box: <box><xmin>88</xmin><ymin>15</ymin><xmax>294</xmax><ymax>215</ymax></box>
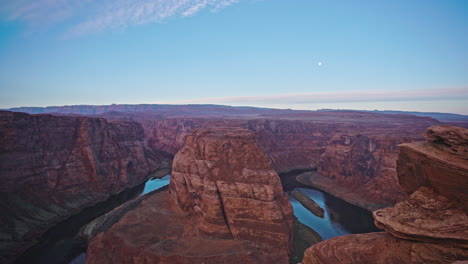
<box><xmin>86</xmin><ymin>128</ymin><xmax>294</xmax><ymax>264</ymax></box>
<box><xmin>301</xmin><ymin>125</ymin><xmax>468</xmax><ymax>264</ymax></box>
<box><xmin>0</xmin><ymin>111</ymin><xmax>171</xmax><ymax>264</ymax></box>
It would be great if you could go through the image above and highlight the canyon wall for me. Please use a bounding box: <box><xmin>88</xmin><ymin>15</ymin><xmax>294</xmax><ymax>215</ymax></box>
<box><xmin>8</xmin><ymin>106</ymin><xmax>444</xmax><ymax>211</ymax></box>
<box><xmin>86</xmin><ymin>128</ymin><xmax>295</xmax><ymax>264</ymax></box>
<box><xmin>120</xmin><ymin>112</ymin><xmax>439</xmax><ymax>210</ymax></box>
<box><xmin>301</xmin><ymin>125</ymin><xmax>468</xmax><ymax>264</ymax></box>
<box><xmin>0</xmin><ymin>111</ymin><xmax>171</xmax><ymax>263</ymax></box>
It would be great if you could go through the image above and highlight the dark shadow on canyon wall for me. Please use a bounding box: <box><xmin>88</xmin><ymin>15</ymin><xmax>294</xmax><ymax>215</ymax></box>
<box><xmin>15</xmin><ymin>183</ymin><xmax>146</xmax><ymax>264</ymax></box>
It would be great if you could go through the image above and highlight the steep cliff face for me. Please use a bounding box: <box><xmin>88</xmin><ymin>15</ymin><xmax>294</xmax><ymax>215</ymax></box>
<box><xmin>0</xmin><ymin>111</ymin><xmax>171</xmax><ymax>263</ymax></box>
<box><xmin>397</xmin><ymin>126</ymin><xmax>468</xmax><ymax>211</ymax></box>
<box><xmin>302</xmin><ymin>125</ymin><xmax>468</xmax><ymax>264</ymax></box>
<box><xmin>86</xmin><ymin>128</ymin><xmax>295</xmax><ymax>264</ymax></box>
<box><xmin>170</xmin><ymin>128</ymin><xmax>294</xmax><ymax>249</ymax></box>
<box><xmin>246</xmin><ymin>119</ymin><xmax>335</xmax><ymax>173</ymax></box>
<box><xmin>313</xmin><ymin>134</ymin><xmax>410</xmax><ymax>209</ymax></box>
<box><xmin>130</xmin><ymin>113</ymin><xmax>437</xmax><ymax>210</ymax></box>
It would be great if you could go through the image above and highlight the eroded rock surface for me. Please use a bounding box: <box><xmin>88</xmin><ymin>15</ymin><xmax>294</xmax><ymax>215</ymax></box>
<box><xmin>398</xmin><ymin>127</ymin><xmax>468</xmax><ymax>210</ymax></box>
<box><xmin>424</xmin><ymin>125</ymin><xmax>468</xmax><ymax>159</ymax></box>
<box><xmin>302</xmin><ymin>125</ymin><xmax>468</xmax><ymax>264</ymax></box>
<box><xmin>0</xmin><ymin>111</ymin><xmax>170</xmax><ymax>263</ymax></box>
<box><xmin>9</xmin><ymin>105</ymin><xmax>447</xmax><ymax>210</ymax></box>
<box><xmin>122</xmin><ymin>112</ymin><xmax>438</xmax><ymax>210</ymax></box>
<box><xmin>7</xmin><ymin>104</ymin><xmax>445</xmax><ymax>211</ymax></box>
<box><xmin>302</xmin><ymin>232</ymin><xmax>467</xmax><ymax>264</ymax></box>
<box><xmin>86</xmin><ymin>128</ymin><xmax>294</xmax><ymax>264</ymax></box>
<box><xmin>374</xmin><ymin>187</ymin><xmax>467</xmax><ymax>244</ymax></box>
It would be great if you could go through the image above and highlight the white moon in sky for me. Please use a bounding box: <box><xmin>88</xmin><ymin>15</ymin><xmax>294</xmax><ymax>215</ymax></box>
<box><xmin>317</xmin><ymin>61</ymin><xmax>323</xmax><ymax>66</ymax></box>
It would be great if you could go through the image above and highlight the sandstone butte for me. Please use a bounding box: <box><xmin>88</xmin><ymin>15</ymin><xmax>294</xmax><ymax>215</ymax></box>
<box><xmin>0</xmin><ymin>111</ymin><xmax>171</xmax><ymax>264</ymax></box>
<box><xmin>301</xmin><ymin>125</ymin><xmax>468</xmax><ymax>264</ymax></box>
<box><xmin>86</xmin><ymin>128</ymin><xmax>295</xmax><ymax>264</ymax></box>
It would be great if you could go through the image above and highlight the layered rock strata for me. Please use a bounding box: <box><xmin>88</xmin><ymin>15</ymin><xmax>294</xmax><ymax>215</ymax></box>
<box><xmin>301</xmin><ymin>125</ymin><xmax>468</xmax><ymax>264</ymax></box>
<box><xmin>397</xmin><ymin>125</ymin><xmax>468</xmax><ymax>211</ymax></box>
<box><xmin>0</xmin><ymin>111</ymin><xmax>171</xmax><ymax>263</ymax></box>
<box><xmin>86</xmin><ymin>128</ymin><xmax>295</xmax><ymax>264</ymax></box>
<box><xmin>10</xmin><ymin>105</ymin><xmax>447</xmax><ymax>210</ymax></box>
<box><xmin>9</xmin><ymin>106</ymin><xmax>443</xmax><ymax>210</ymax></box>
<box><xmin>111</xmin><ymin>112</ymin><xmax>439</xmax><ymax>210</ymax></box>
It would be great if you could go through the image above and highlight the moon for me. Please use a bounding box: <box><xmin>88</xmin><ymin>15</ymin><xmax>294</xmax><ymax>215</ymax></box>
<box><xmin>317</xmin><ymin>61</ymin><xmax>323</xmax><ymax>67</ymax></box>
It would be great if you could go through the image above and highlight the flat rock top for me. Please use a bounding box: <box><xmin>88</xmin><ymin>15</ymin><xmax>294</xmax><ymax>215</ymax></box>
<box><xmin>86</xmin><ymin>191</ymin><xmax>264</xmax><ymax>260</ymax></box>
<box><xmin>373</xmin><ymin>187</ymin><xmax>468</xmax><ymax>245</ymax></box>
<box><xmin>399</xmin><ymin>141</ymin><xmax>468</xmax><ymax>170</ymax></box>
<box><xmin>424</xmin><ymin>125</ymin><xmax>468</xmax><ymax>159</ymax></box>
<box><xmin>425</xmin><ymin>125</ymin><xmax>468</xmax><ymax>145</ymax></box>
<box><xmin>192</xmin><ymin>127</ymin><xmax>255</xmax><ymax>138</ymax></box>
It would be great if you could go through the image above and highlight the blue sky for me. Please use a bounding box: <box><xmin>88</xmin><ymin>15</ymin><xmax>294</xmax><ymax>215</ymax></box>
<box><xmin>1</xmin><ymin>0</ymin><xmax>467</xmax><ymax>114</ymax></box>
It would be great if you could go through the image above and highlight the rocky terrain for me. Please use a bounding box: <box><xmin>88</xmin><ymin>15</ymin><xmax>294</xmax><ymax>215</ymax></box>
<box><xmin>86</xmin><ymin>128</ymin><xmax>295</xmax><ymax>264</ymax></box>
<box><xmin>4</xmin><ymin>104</ymin><xmax>464</xmax><ymax>263</ymax></box>
<box><xmin>291</xmin><ymin>190</ymin><xmax>324</xmax><ymax>218</ymax></box>
<box><xmin>0</xmin><ymin>111</ymin><xmax>171</xmax><ymax>263</ymax></box>
<box><xmin>120</xmin><ymin>112</ymin><xmax>439</xmax><ymax>210</ymax></box>
<box><xmin>301</xmin><ymin>125</ymin><xmax>468</xmax><ymax>264</ymax></box>
<box><xmin>9</xmin><ymin>104</ymin><xmax>445</xmax><ymax>210</ymax></box>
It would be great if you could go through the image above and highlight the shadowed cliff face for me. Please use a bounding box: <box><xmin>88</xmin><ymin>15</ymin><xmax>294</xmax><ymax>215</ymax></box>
<box><xmin>109</xmin><ymin>112</ymin><xmax>439</xmax><ymax>210</ymax></box>
<box><xmin>86</xmin><ymin>128</ymin><xmax>295</xmax><ymax>264</ymax></box>
<box><xmin>0</xmin><ymin>111</ymin><xmax>171</xmax><ymax>263</ymax></box>
<box><xmin>301</xmin><ymin>125</ymin><xmax>468</xmax><ymax>264</ymax></box>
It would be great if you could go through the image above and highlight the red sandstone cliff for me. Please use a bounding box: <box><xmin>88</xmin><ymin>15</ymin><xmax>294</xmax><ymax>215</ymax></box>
<box><xmin>0</xmin><ymin>111</ymin><xmax>171</xmax><ymax>263</ymax></box>
<box><xmin>9</xmin><ymin>106</ymin><xmax>444</xmax><ymax>211</ymax></box>
<box><xmin>301</xmin><ymin>125</ymin><xmax>468</xmax><ymax>264</ymax></box>
<box><xmin>121</xmin><ymin>112</ymin><xmax>438</xmax><ymax>210</ymax></box>
<box><xmin>86</xmin><ymin>128</ymin><xmax>295</xmax><ymax>264</ymax></box>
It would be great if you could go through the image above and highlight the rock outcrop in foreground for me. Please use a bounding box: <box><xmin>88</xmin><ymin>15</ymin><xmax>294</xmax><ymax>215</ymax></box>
<box><xmin>86</xmin><ymin>128</ymin><xmax>295</xmax><ymax>264</ymax></box>
<box><xmin>302</xmin><ymin>125</ymin><xmax>468</xmax><ymax>264</ymax></box>
<box><xmin>0</xmin><ymin>111</ymin><xmax>171</xmax><ymax>263</ymax></box>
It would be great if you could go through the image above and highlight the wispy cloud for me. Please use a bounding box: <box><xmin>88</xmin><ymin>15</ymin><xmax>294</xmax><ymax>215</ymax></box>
<box><xmin>1</xmin><ymin>0</ymin><xmax>243</xmax><ymax>37</ymax></box>
<box><xmin>171</xmin><ymin>87</ymin><xmax>468</xmax><ymax>105</ymax></box>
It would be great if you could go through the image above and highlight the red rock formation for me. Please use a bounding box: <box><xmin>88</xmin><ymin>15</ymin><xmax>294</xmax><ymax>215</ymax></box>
<box><xmin>303</xmin><ymin>232</ymin><xmax>467</xmax><ymax>264</ymax></box>
<box><xmin>104</xmin><ymin>112</ymin><xmax>439</xmax><ymax>210</ymax></box>
<box><xmin>301</xmin><ymin>125</ymin><xmax>468</xmax><ymax>264</ymax></box>
<box><xmin>310</xmin><ymin>134</ymin><xmax>410</xmax><ymax>210</ymax></box>
<box><xmin>374</xmin><ymin>187</ymin><xmax>467</xmax><ymax>245</ymax></box>
<box><xmin>11</xmin><ymin>105</ymin><xmax>444</xmax><ymax>210</ymax></box>
<box><xmin>0</xmin><ymin>111</ymin><xmax>171</xmax><ymax>263</ymax></box>
<box><xmin>86</xmin><ymin>128</ymin><xmax>295</xmax><ymax>264</ymax></box>
<box><xmin>398</xmin><ymin>126</ymin><xmax>468</xmax><ymax>210</ymax></box>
